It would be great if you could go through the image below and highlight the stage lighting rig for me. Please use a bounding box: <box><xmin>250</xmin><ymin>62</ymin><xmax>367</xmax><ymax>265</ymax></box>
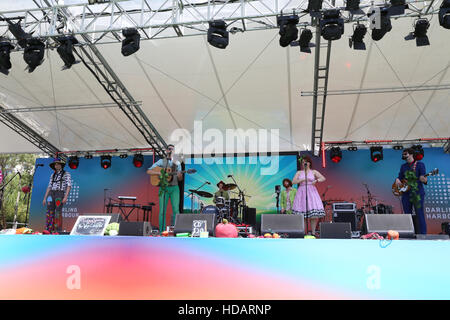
<box><xmin>6</xmin><ymin>20</ymin><xmax>32</xmax><ymax>48</ymax></box>
<box><xmin>23</xmin><ymin>38</ymin><xmax>45</xmax><ymax>73</ymax></box>
<box><xmin>207</xmin><ymin>20</ymin><xmax>229</xmax><ymax>49</ymax></box>
<box><xmin>439</xmin><ymin>0</ymin><xmax>450</xmax><ymax>29</ymax></box>
<box><xmin>133</xmin><ymin>154</ymin><xmax>144</xmax><ymax>168</ymax></box>
<box><xmin>370</xmin><ymin>146</ymin><xmax>384</xmax><ymax>162</ymax></box>
<box><xmin>277</xmin><ymin>14</ymin><xmax>299</xmax><ymax>47</ymax></box>
<box><xmin>349</xmin><ymin>24</ymin><xmax>367</xmax><ymax>50</ymax></box>
<box><xmin>412</xmin><ymin>145</ymin><xmax>424</xmax><ymax>160</ymax></box>
<box><xmin>101</xmin><ymin>155</ymin><xmax>112</xmax><ymax>169</ymax></box>
<box><xmin>371</xmin><ymin>7</ymin><xmax>392</xmax><ymax>41</ymax></box>
<box><xmin>320</xmin><ymin>10</ymin><xmax>344</xmax><ymax>41</ymax></box>
<box><xmin>57</xmin><ymin>35</ymin><xmax>80</xmax><ymax>70</ymax></box>
<box><xmin>388</xmin><ymin>0</ymin><xmax>408</xmax><ymax>16</ymax></box>
<box><xmin>393</xmin><ymin>145</ymin><xmax>403</xmax><ymax>150</ymax></box>
<box><xmin>0</xmin><ymin>40</ymin><xmax>14</xmax><ymax>75</ymax></box>
<box><xmin>345</xmin><ymin>0</ymin><xmax>361</xmax><ymax>12</ymax></box>
<box><xmin>119</xmin><ymin>153</ymin><xmax>128</xmax><ymax>159</ymax></box>
<box><xmin>348</xmin><ymin>146</ymin><xmax>358</xmax><ymax>151</ymax></box>
<box><xmin>330</xmin><ymin>147</ymin><xmax>342</xmax><ymax>163</ymax></box>
<box><xmin>68</xmin><ymin>156</ymin><xmax>79</xmax><ymax>170</ymax></box>
<box><xmin>121</xmin><ymin>28</ymin><xmax>140</xmax><ymax>56</ymax></box>
<box><xmin>405</xmin><ymin>18</ymin><xmax>430</xmax><ymax>46</ymax></box>
<box><xmin>307</xmin><ymin>0</ymin><xmax>323</xmax><ymax>17</ymax></box>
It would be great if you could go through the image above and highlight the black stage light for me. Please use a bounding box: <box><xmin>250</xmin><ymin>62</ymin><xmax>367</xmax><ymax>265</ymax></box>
<box><xmin>0</xmin><ymin>40</ymin><xmax>14</xmax><ymax>75</ymax></box>
<box><xmin>348</xmin><ymin>146</ymin><xmax>358</xmax><ymax>151</ymax></box>
<box><xmin>370</xmin><ymin>146</ymin><xmax>384</xmax><ymax>162</ymax></box>
<box><xmin>207</xmin><ymin>20</ymin><xmax>229</xmax><ymax>49</ymax></box>
<box><xmin>389</xmin><ymin>0</ymin><xmax>408</xmax><ymax>16</ymax></box>
<box><xmin>345</xmin><ymin>0</ymin><xmax>361</xmax><ymax>12</ymax></box>
<box><xmin>307</xmin><ymin>0</ymin><xmax>323</xmax><ymax>16</ymax></box>
<box><xmin>298</xmin><ymin>28</ymin><xmax>314</xmax><ymax>53</ymax></box>
<box><xmin>121</xmin><ymin>28</ymin><xmax>140</xmax><ymax>56</ymax></box>
<box><xmin>405</xmin><ymin>19</ymin><xmax>430</xmax><ymax>46</ymax></box>
<box><xmin>57</xmin><ymin>35</ymin><xmax>79</xmax><ymax>70</ymax></box>
<box><xmin>412</xmin><ymin>145</ymin><xmax>424</xmax><ymax>160</ymax></box>
<box><xmin>439</xmin><ymin>0</ymin><xmax>450</xmax><ymax>29</ymax></box>
<box><xmin>393</xmin><ymin>145</ymin><xmax>403</xmax><ymax>150</ymax></box>
<box><xmin>119</xmin><ymin>153</ymin><xmax>128</xmax><ymax>159</ymax></box>
<box><xmin>133</xmin><ymin>154</ymin><xmax>144</xmax><ymax>168</ymax></box>
<box><xmin>349</xmin><ymin>24</ymin><xmax>367</xmax><ymax>50</ymax></box>
<box><xmin>320</xmin><ymin>10</ymin><xmax>344</xmax><ymax>41</ymax></box>
<box><xmin>330</xmin><ymin>147</ymin><xmax>342</xmax><ymax>163</ymax></box>
<box><xmin>277</xmin><ymin>15</ymin><xmax>299</xmax><ymax>47</ymax></box>
<box><xmin>84</xmin><ymin>153</ymin><xmax>93</xmax><ymax>159</ymax></box>
<box><xmin>7</xmin><ymin>21</ymin><xmax>32</xmax><ymax>48</ymax></box>
<box><xmin>371</xmin><ymin>8</ymin><xmax>392</xmax><ymax>41</ymax></box>
<box><xmin>68</xmin><ymin>156</ymin><xmax>79</xmax><ymax>170</ymax></box>
<box><xmin>23</xmin><ymin>38</ymin><xmax>45</xmax><ymax>73</ymax></box>
<box><xmin>101</xmin><ymin>155</ymin><xmax>112</xmax><ymax>169</ymax></box>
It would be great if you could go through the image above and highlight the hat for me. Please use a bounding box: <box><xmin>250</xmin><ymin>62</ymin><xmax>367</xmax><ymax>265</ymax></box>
<box><xmin>49</xmin><ymin>158</ymin><xmax>66</xmax><ymax>170</ymax></box>
<box><xmin>217</xmin><ymin>180</ymin><xmax>226</xmax><ymax>188</ymax></box>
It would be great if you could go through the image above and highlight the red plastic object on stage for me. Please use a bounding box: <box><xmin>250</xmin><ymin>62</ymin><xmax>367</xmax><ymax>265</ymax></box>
<box><xmin>22</xmin><ymin>185</ymin><xmax>31</xmax><ymax>193</ymax></box>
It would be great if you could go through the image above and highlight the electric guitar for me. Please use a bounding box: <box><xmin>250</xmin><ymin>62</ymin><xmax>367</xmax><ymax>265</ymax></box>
<box><xmin>392</xmin><ymin>168</ymin><xmax>439</xmax><ymax>196</ymax></box>
<box><xmin>149</xmin><ymin>166</ymin><xmax>197</xmax><ymax>186</ymax></box>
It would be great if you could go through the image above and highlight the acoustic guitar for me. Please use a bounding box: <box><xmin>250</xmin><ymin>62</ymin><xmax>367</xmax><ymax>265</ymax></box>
<box><xmin>149</xmin><ymin>166</ymin><xmax>197</xmax><ymax>186</ymax></box>
<box><xmin>392</xmin><ymin>168</ymin><xmax>439</xmax><ymax>196</ymax></box>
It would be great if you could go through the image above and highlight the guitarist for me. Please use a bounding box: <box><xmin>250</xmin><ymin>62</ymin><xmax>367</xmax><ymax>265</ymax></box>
<box><xmin>395</xmin><ymin>148</ymin><xmax>427</xmax><ymax>234</ymax></box>
<box><xmin>147</xmin><ymin>144</ymin><xmax>183</xmax><ymax>233</ymax></box>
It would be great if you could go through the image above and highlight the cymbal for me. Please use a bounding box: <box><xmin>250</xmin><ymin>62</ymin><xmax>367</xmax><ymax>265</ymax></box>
<box><xmin>188</xmin><ymin>189</ymin><xmax>213</xmax><ymax>198</ymax></box>
<box><xmin>223</xmin><ymin>183</ymin><xmax>237</xmax><ymax>191</ymax></box>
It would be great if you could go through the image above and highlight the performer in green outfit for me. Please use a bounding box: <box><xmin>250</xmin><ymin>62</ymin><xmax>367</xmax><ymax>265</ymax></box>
<box><xmin>280</xmin><ymin>178</ymin><xmax>296</xmax><ymax>214</ymax></box>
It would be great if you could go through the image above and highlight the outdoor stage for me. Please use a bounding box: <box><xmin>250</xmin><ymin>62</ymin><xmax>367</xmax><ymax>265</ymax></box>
<box><xmin>0</xmin><ymin>236</ymin><xmax>449</xmax><ymax>300</ymax></box>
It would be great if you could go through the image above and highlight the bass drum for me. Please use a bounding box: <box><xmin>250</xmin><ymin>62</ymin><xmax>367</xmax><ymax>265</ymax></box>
<box><xmin>201</xmin><ymin>205</ymin><xmax>220</xmax><ymax>216</ymax></box>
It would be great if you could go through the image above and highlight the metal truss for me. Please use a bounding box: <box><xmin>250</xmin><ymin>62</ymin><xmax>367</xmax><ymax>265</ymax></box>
<box><xmin>0</xmin><ymin>101</ymin><xmax>129</xmax><ymax>113</ymax></box>
<box><xmin>323</xmin><ymin>137</ymin><xmax>450</xmax><ymax>148</ymax></box>
<box><xmin>0</xmin><ymin>103</ymin><xmax>61</xmax><ymax>157</ymax></box>
<box><xmin>0</xmin><ymin>0</ymin><xmax>443</xmax><ymax>45</ymax></box>
<box><xmin>301</xmin><ymin>84</ymin><xmax>450</xmax><ymax>96</ymax></box>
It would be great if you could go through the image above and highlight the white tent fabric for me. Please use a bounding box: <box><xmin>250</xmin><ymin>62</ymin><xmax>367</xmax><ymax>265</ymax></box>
<box><xmin>0</xmin><ymin>1</ymin><xmax>449</xmax><ymax>154</ymax></box>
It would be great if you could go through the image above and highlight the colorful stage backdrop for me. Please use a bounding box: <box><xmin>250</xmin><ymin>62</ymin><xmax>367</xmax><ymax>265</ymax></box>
<box><xmin>306</xmin><ymin>147</ymin><xmax>450</xmax><ymax>234</ymax></box>
<box><xmin>28</xmin><ymin>155</ymin><xmax>168</xmax><ymax>232</ymax></box>
<box><xmin>183</xmin><ymin>154</ymin><xmax>299</xmax><ymax>220</ymax></box>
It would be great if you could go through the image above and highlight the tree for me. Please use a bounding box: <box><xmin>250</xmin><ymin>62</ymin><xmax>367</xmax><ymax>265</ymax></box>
<box><xmin>0</xmin><ymin>154</ymin><xmax>38</xmax><ymax>229</ymax></box>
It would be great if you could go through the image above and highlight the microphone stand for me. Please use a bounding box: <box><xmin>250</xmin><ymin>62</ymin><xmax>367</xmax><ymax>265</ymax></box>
<box><xmin>275</xmin><ymin>190</ymin><xmax>280</xmax><ymax>214</ymax></box>
<box><xmin>304</xmin><ymin>163</ymin><xmax>310</xmax><ymax>235</ymax></box>
<box><xmin>229</xmin><ymin>175</ymin><xmax>244</xmax><ymax>222</ymax></box>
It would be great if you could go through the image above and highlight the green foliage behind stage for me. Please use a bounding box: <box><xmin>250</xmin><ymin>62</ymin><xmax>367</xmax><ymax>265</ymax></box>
<box><xmin>0</xmin><ymin>154</ymin><xmax>38</xmax><ymax>228</ymax></box>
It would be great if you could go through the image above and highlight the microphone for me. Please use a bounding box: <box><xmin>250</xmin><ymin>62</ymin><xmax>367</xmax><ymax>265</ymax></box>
<box><xmin>228</xmin><ymin>174</ymin><xmax>233</xmax><ymax>178</ymax></box>
<box><xmin>206</xmin><ymin>181</ymin><xmax>211</xmax><ymax>185</ymax></box>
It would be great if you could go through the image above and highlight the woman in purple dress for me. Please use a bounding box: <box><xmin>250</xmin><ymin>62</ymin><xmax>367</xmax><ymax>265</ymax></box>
<box><xmin>292</xmin><ymin>156</ymin><xmax>326</xmax><ymax>236</ymax></box>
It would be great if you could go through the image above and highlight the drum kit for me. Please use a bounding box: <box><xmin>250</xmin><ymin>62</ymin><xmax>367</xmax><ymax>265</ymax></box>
<box><xmin>187</xmin><ymin>182</ymin><xmax>251</xmax><ymax>224</ymax></box>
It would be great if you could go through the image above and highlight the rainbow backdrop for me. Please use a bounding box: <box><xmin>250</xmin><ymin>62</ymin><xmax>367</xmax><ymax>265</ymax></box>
<box><xmin>0</xmin><ymin>235</ymin><xmax>449</xmax><ymax>300</ymax></box>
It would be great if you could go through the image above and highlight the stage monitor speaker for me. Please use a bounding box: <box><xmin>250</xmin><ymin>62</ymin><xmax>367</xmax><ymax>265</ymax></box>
<box><xmin>79</xmin><ymin>213</ymin><xmax>122</xmax><ymax>223</ymax></box>
<box><xmin>260</xmin><ymin>214</ymin><xmax>304</xmax><ymax>238</ymax></box>
<box><xmin>332</xmin><ymin>203</ymin><xmax>357</xmax><ymax>231</ymax></box>
<box><xmin>243</xmin><ymin>207</ymin><xmax>256</xmax><ymax>226</ymax></box>
<box><xmin>365</xmin><ymin>214</ymin><xmax>415</xmax><ymax>238</ymax></box>
<box><xmin>119</xmin><ymin>221</ymin><xmax>152</xmax><ymax>236</ymax></box>
<box><xmin>415</xmin><ymin>234</ymin><xmax>449</xmax><ymax>240</ymax></box>
<box><xmin>174</xmin><ymin>214</ymin><xmax>216</xmax><ymax>236</ymax></box>
<box><xmin>320</xmin><ymin>222</ymin><xmax>352</xmax><ymax>239</ymax></box>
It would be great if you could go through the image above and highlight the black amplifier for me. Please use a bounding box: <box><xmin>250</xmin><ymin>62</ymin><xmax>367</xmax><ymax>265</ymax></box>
<box><xmin>332</xmin><ymin>202</ymin><xmax>357</xmax><ymax>231</ymax></box>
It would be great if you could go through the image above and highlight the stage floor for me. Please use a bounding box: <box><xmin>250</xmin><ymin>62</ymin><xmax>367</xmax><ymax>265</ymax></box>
<box><xmin>0</xmin><ymin>235</ymin><xmax>449</xmax><ymax>300</ymax></box>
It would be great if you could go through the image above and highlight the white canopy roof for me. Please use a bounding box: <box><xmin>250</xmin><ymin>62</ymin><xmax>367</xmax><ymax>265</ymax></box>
<box><xmin>0</xmin><ymin>0</ymin><xmax>449</xmax><ymax>154</ymax></box>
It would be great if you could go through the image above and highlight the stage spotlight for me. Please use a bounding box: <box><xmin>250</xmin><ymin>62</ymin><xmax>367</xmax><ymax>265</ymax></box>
<box><xmin>133</xmin><ymin>154</ymin><xmax>144</xmax><ymax>168</ymax></box>
<box><xmin>84</xmin><ymin>153</ymin><xmax>93</xmax><ymax>159</ymax></box>
<box><xmin>207</xmin><ymin>20</ymin><xmax>229</xmax><ymax>49</ymax></box>
<box><xmin>307</xmin><ymin>0</ymin><xmax>323</xmax><ymax>16</ymax></box>
<box><xmin>0</xmin><ymin>40</ymin><xmax>14</xmax><ymax>75</ymax></box>
<box><xmin>121</xmin><ymin>28</ymin><xmax>140</xmax><ymax>56</ymax></box>
<box><xmin>371</xmin><ymin>8</ymin><xmax>392</xmax><ymax>41</ymax></box>
<box><xmin>412</xmin><ymin>145</ymin><xmax>424</xmax><ymax>160</ymax></box>
<box><xmin>405</xmin><ymin>19</ymin><xmax>430</xmax><ymax>46</ymax></box>
<box><xmin>119</xmin><ymin>153</ymin><xmax>128</xmax><ymax>159</ymax></box>
<box><xmin>277</xmin><ymin>15</ymin><xmax>299</xmax><ymax>47</ymax></box>
<box><xmin>57</xmin><ymin>35</ymin><xmax>79</xmax><ymax>70</ymax></box>
<box><xmin>370</xmin><ymin>146</ymin><xmax>384</xmax><ymax>162</ymax></box>
<box><xmin>330</xmin><ymin>147</ymin><xmax>342</xmax><ymax>163</ymax></box>
<box><xmin>345</xmin><ymin>0</ymin><xmax>361</xmax><ymax>12</ymax></box>
<box><xmin>68</xmin><ymin>156</ymin><xmax>79</xmax><ymax>170</ymax></box>
<box><xmin>23</xmin><ymin>38</ymin><xmax>45</xmax><ymax>73</ymax></box>
<box><xmin>439</xmin><ymin>0</ymin><xmax>450</xmax><ymax>29</ymax></box>
<box><xmin>389</xmin><ymin>0</ymin><xmax>408</xmax><ymax>16</ymax></box>
<box><xmin>7</xmin><ymin>20</ymin><xmax>32</xmax><ymax>48</ymax></box>
<box><xmin>298</xmin><ymin>28</ymin><xmax>314</xmax><ymax>53</ymax></box>
<box><xmin>348</xmin><ymin>146</ymin><xmax>358</xmax><ymax>151</ymax></box>
<box><xmin>100</xmin><ymin>155</ymin><xmax>112</xmax><ymax>169</ymax></box>
<box><xmin>320</xmin><ymin>10</ymin><xmax>344</xmax><ymax>41</ymax></box>
<box><xmin>393</xmin><ymin>145</ymin><xmax>403</xmax><ymax>150</ymax></box>
<box><xmin>349</xmin><ymin>24</ymin><xmax>367</xmax><ymax>50</ymax></box>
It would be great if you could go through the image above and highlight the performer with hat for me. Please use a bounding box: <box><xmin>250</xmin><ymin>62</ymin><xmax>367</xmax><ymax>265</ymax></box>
<box><xmin>42</xmin><ymin>158</ymin><xmax>72</xmax><ymax>232</ymax></box>
<box><xmin>213</xmin><ymin>181</ymin><xmax>230</xmax><ymax>204</ymax></box>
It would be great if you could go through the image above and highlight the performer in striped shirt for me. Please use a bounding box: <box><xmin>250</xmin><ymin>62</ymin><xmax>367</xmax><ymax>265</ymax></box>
<box><xmin>42</xmin><ymin>158</ymin><xmax>72</xmax><ymax>232</ymax></box>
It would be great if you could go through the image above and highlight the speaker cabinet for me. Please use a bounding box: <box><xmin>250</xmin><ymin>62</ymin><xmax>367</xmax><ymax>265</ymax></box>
<box><xmin>119</xmin><ymin>221</ymin><xmax>152</xmax><ymax>236</ymax></box>
<box><xmin>174</xmin><ymin>214</ymin><xmax>216</xmax><ymax>236</ymax></box>
<box><xmin>365</xmin><ymin>214</ymin><xmax>415</xmax><ymax>238</ymax></box>
<box><xmin>415</xmin><ymin>234</ymin><xmax>449</xmax><ymax>240</ymax></box>
<box><xmin>243</xmin><ymin>207</ymin><xmax>256</xmax><ymax>226</ymax></box>
<box><xmin>260</xmin><ymin>214</ymin><xmax>304</xmax><ymax>238</ymax></box>
<box><xmin>320</xmin><ymin>222</ymin><xmax>352</xmax><ymax>239</ymax></box>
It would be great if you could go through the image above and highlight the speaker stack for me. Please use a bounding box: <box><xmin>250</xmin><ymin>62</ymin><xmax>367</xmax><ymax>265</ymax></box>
<box><xmin>332</xmin><ymin>202</ymin><xmax>357</xmax><ymax>231</ymax></box>
<box><xmin>260</xmin><ymin>214</ymin><xmax>305</xmax><ymax>238</ymax></box>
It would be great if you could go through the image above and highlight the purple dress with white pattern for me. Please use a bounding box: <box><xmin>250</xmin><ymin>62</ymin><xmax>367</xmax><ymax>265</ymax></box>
<box><xmin>292</xmin><ymin>170</ymin><xmax>325</xmax><ymax>218</ymax></box>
